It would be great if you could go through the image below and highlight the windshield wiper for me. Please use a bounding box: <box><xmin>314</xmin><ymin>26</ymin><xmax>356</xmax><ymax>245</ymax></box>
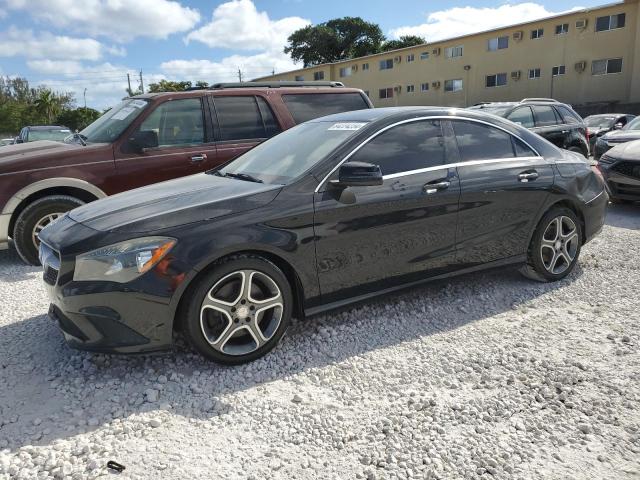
<box><xmin>220</xmin><ymin>172</ymin><xmax>263</xmax><ymax>183</ymax></box>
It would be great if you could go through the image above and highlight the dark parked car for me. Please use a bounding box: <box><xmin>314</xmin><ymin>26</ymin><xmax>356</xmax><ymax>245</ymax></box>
<box><xmin>597</xmin><ymin>139</ymin><xmax>640</xmax><ymax>203</ymax></box>
<box><xmin>15</xmin><ymin>125</ymin><xmax>72</xmax><ymax>143</ymax></box>
<box><xmin>39</xmin><ymin>107</ymin><xmax>607</xmax><ymax>364</ymax></box>
<box><xmin>0</xmin><ymin>81</ymin><xmax>372</xmax><ymax>264</ymax></box>
<box><xmin>594</xmin><ymin>116</ymin><xmax>640</xmax><ymax>160</ymax></box>
<box><xmin>469</xmin><ymin>99</ymin><xmax>589</xmax><ymax>157</ymax></box>
<box><xmin>584</xmin><ymin>113</ymin><xmax>635</xmax><ymax>152</ymax></box>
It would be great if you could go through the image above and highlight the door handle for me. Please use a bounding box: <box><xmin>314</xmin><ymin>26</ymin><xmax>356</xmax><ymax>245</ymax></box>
<box><xmin>191</xmin><ymin>154</ymin><xmax>207</xmax><ymax>163</ymax></box>
<box><xmin>423</xmin><ymin>181</ymin><xmax>450</xmax><ymax>194</ymax></box>
<box><xmin>561</xmin><ymin>130</ymin><xmax>569</xmax><ymax>134</ymax></box>
<box><xmin>518</xmin><ymin>171</ymin><xmax>539</xmax><ymax>182</ymax></box>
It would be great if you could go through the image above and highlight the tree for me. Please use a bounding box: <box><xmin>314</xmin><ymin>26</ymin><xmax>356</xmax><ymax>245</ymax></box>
<box><xmin>147</xmin><ymin>80</ymin><xmax>193</xmax><ymax>93</ymax></box>
<box><xmin>56</xmin><ymin>107</ymin><xmax>101</xmax><ymax>131</ymax></box>
<box><xmin>35</xmin><ymin>90</ymin><xmax>62</xmax><ymax>124</ymax></box>
<box><xmin>285</xmin><ymin>17</ymin><xmax>385</xmax><ymax>67</ymax></box>
<box><xmin>381</xmin><ymin>35</ymin><xmax>426</xmax><ymax>52</ymax></box>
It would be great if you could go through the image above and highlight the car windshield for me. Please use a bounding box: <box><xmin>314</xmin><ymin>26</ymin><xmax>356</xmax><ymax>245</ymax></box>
<box><xmin>624</xmin><ymin>117</ymin><xmax>640</xmax><ymax>130</ymax></box>
<box><xmin>584</xmin><ymin>116</ymin><xmax>616</xmax><ymax>128</ymax></box>
<box><xmin>215</xmin><ymin>120</ymin><xmax>367</xmax><ymax>185</ymax></box>
<box><xmin>29</xmin><ymin>129</ymin><xmax>71</xmax><ymax>142</ymax></box>
<box><xmin>71</xmin><ymin>98</ymin><xmax>150</xmax><ymax>144</ymax></box>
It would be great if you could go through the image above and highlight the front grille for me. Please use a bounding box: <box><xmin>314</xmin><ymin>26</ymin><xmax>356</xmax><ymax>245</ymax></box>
<box><xmin>39</xmin><ymin>242</ymin><xmax>61</xmax><ymax>285</ymax></box>
<box><xmin>612</xmin><ymin>161</ymin><xmax>640</xmax><ymax>179</ymax></box>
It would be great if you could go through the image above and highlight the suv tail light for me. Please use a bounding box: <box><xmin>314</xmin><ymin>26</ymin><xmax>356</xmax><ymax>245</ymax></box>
<box><xmin>586</xmin><ymin>127</ymin><xmax>591</xmax><ymax>139</ymax></box>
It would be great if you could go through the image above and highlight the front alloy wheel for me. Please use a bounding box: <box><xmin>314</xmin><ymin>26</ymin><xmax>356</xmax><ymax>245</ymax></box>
<box><xmin>184</xmin><ymin>256</ymin><xmax>292</xmax><ymax>364</ymax></box>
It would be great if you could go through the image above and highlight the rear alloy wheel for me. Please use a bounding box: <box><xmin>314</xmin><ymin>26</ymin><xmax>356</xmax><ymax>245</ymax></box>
<box><xmin>521</xmin><ymin>207</ymin><xmax>582</xmax><ymax>282</ymax></box>
<box><xmin>183</xmin><ymin>256</ymin><xmax>293</xmax><ymax>364</ymax></box>
<box><xmin>13</xmin><ymin>195</ymin><xmax>84</xmax><ymax>265</ymax></box>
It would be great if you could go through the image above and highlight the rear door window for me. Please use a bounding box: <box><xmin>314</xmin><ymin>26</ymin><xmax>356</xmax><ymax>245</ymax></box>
<box><xmin>506</xmin><ymin>107</ymin><xmax>535</xmax><ymax>128</ymax></box>
<box><xmin>532</xmin><ymin>105</ymin><xmax>560</xmax><ymax>127</ymax></box>
<box><xmin>282</xmin><ymin>93</ymin><xmax>369</xmax><ymax>123</ymax></box>
<box><xmin>214</xmin><ymin>96</ymin><xmax>281</xmax><ymax>141</ymax></box>
<box><xmin>452</xmin><ymin>120</ymin><xmax>515</xmax><ymax>160</ymax></box>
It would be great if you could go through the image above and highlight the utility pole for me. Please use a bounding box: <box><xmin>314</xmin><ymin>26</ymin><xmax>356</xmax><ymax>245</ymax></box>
<box><xmin>83</xmin><ymin>88</ymin><xmax>87</xmax><ymax>109</ymax></box>
<box><xmin>237</xmin><ymin>68</ymin><xmax>243</xmax><ymax>83</ymax></box>
<box><xmin>139</xmin><ymin>70</ymin><xmax>144</xmax><ymax>94</ymax></box>
<box><xmin>272</xmin><ymin>67</ymin><xmax>275</xmax><ymax>76</ymax></box>
<box><xmin>127</xmin><ymin>73</ymin><xmax>132</xmax><ymax>95</ymax></box>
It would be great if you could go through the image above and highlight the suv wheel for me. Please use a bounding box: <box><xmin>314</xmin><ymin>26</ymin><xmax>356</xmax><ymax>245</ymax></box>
<box><xmin>182</xmin><ymin>255</ymin><xmax>293</xmax><ymax>365</ymax></box>
<box><xmin>13</xmin><ymin>195</ymin><xmax>84</xmax><ymax>265</ymax></box>
<box><xmin>520</xmin><ymin>207</ymin><xmax>582</xmax><ymax>282</ymax></box>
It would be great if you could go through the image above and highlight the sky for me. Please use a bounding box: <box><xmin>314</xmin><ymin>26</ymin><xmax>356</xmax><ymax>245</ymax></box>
<box><xmin>0</xmin><ymin>0</ymin><xmax>604</xmax><ymax>109</ymax></box>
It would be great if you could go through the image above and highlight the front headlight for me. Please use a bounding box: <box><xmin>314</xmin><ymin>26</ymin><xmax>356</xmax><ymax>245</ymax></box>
<box><xmin>74</xmin><ymin>237</ymin><xmax>176</xmax><ymax>283</ymax></box>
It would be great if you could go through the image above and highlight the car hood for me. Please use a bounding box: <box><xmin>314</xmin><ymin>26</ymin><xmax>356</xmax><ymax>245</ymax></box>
<box><xmin>68</xmin><ymin>173</ymin><xmax>282</xmax><ymax>233</ymax></box>
<box><xmin>601</xmin><ymin>130</ymin><xmax>640</xmax><ymax>143</ymax></box>
<box><xmin>604</xmin><ymin>139</ymin><xmax>640</xmax><ymax>162</ymax></box>
<box><xmin>0</xmin><ymin>140</ymin><xmax>109</xmax><ymax>174</ymax></box>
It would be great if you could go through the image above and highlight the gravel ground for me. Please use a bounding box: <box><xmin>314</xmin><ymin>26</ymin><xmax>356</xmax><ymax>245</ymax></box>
<box><xmin>1</xmin><ymin>204</ymin><xmax>639</xmax><ymax>480</ymax></box>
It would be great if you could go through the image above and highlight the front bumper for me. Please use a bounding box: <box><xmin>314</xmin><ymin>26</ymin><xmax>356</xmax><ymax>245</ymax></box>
<box><xmin>598</xmin><ymin>160</ymin><xmax>640</xmax><ymax>201</ymax></box>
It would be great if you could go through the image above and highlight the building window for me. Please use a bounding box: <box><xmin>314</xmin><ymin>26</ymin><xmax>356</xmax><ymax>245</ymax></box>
<box><xmin>487</xmin><ymin>36</ymin><xmax>509</xmax><ymax>51</ymax></box>
<box><xmin>421</xmin><ymin>83</ymin><xmax>429</xmax><ymax>92</ymax></box>
<box><xmin>295</xmin><ymin>75</ymin><xmax>304</xmax><ymax>81</ymax></box>
<box><xmin>379</xmin><ymin>59</ymin><xmax>394</xmax><ymax>70</ymax></box>
<box><xmin>379</xmin><ymin>88</ymin><xmax>394</xmax><ymax>99</ymax></box>
<box><xmin>596</xmin><ymin>13</ymin><xmax>625</xmax><ymax>32</ymax></box>
<box><xmin>444</xmin><ymin>79</ymin><xmax>463</xmax><ymax>92</ymax></box>
<box><xmin>528</xmin><ymin>68</ymin><xmax>541</xmax><ymax>79</ymax></box>
<box><xmin>552</xmin><ymin>65</ymin><xmax>566</xmax><ymax>76</ymax></box>
<box><xmin>314</xmin><ymin>71</ymin><xmax>325</xmax><ymax>81</ymax></box>
<box><xmin>406</xmin><ymin>85</ymin><xmax>415</xmax><ymax>93</ymax></box>
<box><xmin>531</xmin><ymin>28</ymin><xmax>544</xmax><ymax>39</ymax></box>
<box><xmin>592</xmin><ymin>58</ymin><xmax>623</xmax><ymax>75</ymax></box>
<box><xmin>407</xmin><ymin>54</ymin><xmax>415</xmax><ymax>62</ymax></box>
<box><xmin>362</xmin><ymin>63</ymin><xmax>369</xmax><ymax>71</ymax></box>
<box><xmin>339</xmin><ymin>67</ymin><xmax>352</xmax><ymax>78</ymax></box>
<box><xmin>420</xmin><ymin>52</ymin><xmax>429</xmax><ymax>60</ymax></box>
<box><xmin>445</xmin><ymin>45</ymin><xmax>463</xmax><ymax>58</ymax></box>
<box><xmin>486</xmin><ymin>73</ymin><xmax>507</xmax><ymax>87</ymax></box>
<box><xmin>555</xmin><ymin>23</ymin><xmax>569</xmax><ymax>34</ymax></box>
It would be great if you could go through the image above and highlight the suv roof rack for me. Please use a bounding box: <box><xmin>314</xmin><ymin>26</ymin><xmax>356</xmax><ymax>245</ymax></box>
<box><xmin>207</xmin><ymin>81</ymin><xmax>345</xmax><ymax>90</ymax></box>
<box><xmin>520</xmin><ymin>98</ymin><xmax>559</xmax><ymax>103</ymax></box>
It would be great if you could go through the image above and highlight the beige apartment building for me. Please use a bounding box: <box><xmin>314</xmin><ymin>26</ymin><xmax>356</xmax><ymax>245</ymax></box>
<box><xmin>257</xmin><ymin>0</ymin><xmax>640</xmax><ymax>110</ymax></box>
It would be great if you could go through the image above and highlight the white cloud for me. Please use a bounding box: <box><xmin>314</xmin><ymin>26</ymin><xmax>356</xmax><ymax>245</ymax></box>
<box><xmin>26</xmin><ymin>60</ymin><xmax>86</xmax><ymax>75</ymax></box>
<box><xmin>4</xmin><ymin>0</ymin><xmax>200</xmax><ymax>42</ymax></box>
<box><xmin>185</xmin><ymin>0</ymin><xmax>309</xmax><ymax>51</ymax></box>
<box><xmin>0</xmin><ymin>28</ymin><xmax>106</xmax><ymax>60</ymax></box>
<box><xmin>389</xmin><ymin>3</ymin><xmax>583</xmax><ymax>42</ymax></box>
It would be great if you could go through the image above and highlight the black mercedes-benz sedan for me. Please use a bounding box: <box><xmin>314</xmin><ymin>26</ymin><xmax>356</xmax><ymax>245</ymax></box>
<box><xmin>39</xmin><ymin>107</ymin><xmax>608</xmax><ymax>364</ymax></box>
<box><xmin>597</xmin><ymin>139</ymin><xmax>640</xmax><ymax>203</ymax></box>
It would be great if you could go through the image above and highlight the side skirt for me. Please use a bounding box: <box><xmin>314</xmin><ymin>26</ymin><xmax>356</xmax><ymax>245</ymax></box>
<box><xmin>305</xmin><ymin>254</ymin><xmax>527</xmax><ymax>317</ymax></box>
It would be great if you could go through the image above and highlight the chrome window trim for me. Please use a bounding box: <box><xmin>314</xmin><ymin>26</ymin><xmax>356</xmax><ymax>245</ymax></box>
<box><xmin>585</xmin><ymin>189</ymin><xmax>606</xmax><ymax>204</ymax></box>
<box><xmin>314</xmin><ymin>115</ymin><xmax>542</xmax><ymax>193</ymax></box>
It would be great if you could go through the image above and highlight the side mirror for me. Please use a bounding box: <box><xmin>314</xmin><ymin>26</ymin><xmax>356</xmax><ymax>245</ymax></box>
<box><xmin>331</xmin><ymin>162</ymin><xmax>383</xmax><ymax>188</ymax></box>
<box><xmin>14</xmin><ymin>137</ymin><xmax>23</xmax><ymax>144</ymax></box>
<box><xmin>614</xmin><ymin>122</ymin><xmax>624</xmax><ymax>130</ymax></box>
<box><xmin>128</xmin><ymin>130</ymin><xmax>158</xmax><ymax>153</ymax></box>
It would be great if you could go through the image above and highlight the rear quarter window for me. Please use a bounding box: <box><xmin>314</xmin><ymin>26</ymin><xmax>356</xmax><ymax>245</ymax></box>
<box><xmin>555</xmin><ymin>105</ymin><xmax>583</xmax><ymax>124</ymax></box>
<box><xmin>282</xmin><ymin>93</ymin><xmax>370</xmax><ymax>123</ymax></box>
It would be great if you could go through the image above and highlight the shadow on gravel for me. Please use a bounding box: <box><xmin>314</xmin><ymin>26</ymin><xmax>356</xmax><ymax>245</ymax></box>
<box><xmin>605</xmin><ymin>203</ymin><xmax>640</xmax><ymax>230</ymax></box>
<box><xmin>0</xmin><ymin>261</ymin><xmax>583</xmax><ymax>450</ymax></box>
<box><xmin>0</xmin><ymin>246</ymin><xmax>41</xmax><ymax>283</ymax></box>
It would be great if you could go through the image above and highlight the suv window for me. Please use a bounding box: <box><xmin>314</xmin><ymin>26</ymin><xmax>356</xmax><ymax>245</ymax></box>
<box><xmin>282</xmin><ymin>93</ymin><xmax>369</xmax><ymax>123</ymax></box>
<box><xmin>532</xmin><ymin>105</ymin><xmax>559</xmax><ymax>127</ymax></box>
<box><xmin>555</xmin><ymin>105</ymin><xmax>582</xmax><ymax>124</ymax></box>
<box><xmin>349</xmin><ymin>120</ymin><xmax>445</xmax><ymax>176</ymax></box>
<box><xmin>139</xmin><ymin>98</ymin><xmax>204</xmax><ymax>147</ymax></box>
<box><xmin>215</xmin><ymin>96</ymin><xmax>278</xmax><ymax>141</ymax></box>
<box><xmin>506</xmin><ymin>107</ymin><xmax>535</xmax><ymax>128</ymax></box>
<box><xmin>452</xmin><ymin>120</ymin><xmax>515</xmax><ymax>160</ymax></box>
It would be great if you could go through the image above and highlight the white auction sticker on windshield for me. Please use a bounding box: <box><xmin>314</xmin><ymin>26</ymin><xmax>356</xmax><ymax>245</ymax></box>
<box><xmin>328</xmin><ymin>122</ymin><xmax>367</xmax><ymax>131</ymax></box>
<box><xmin>130</xmin><ymin>100</ymin><xmax>147</xmax><ymax>109</ymax></box>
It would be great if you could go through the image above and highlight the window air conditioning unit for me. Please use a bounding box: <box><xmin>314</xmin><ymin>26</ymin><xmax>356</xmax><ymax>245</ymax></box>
<box><xmin>394</xmin><ymin>56</ymin><xmax>402</xmax><ymax>63</ymax></box>
<box><xmin>513</xmin><ymin>31</ymin><xmax>523</xmax><ymax>41</ymax></box>
<box><xmin>431</xmin><ymin>81</ymin><xmax>441</xmax><ymax>89</ymax></box>
<box><xmin>575</xmin><ymin>18</ymin><xmax>588</xmax><ymax>29</ymax></box>
<box><xmin>574</xmin><ymin>61</ymin><xmax>587</xmax><ymax>72</ymax></box>
<box><xmin>511</xmin><ymin>70</ymin><xmax>521</xmax><ymax>80</ymax></box>
<box><xmin>394</xmin><ymin>85</ymin><xmax>402</xmax><ymax>93</ymax></box>
<box><xmin>432</xmin><ymin>47</ymin><xmax>441</xmax><ymax>56</ymax></box>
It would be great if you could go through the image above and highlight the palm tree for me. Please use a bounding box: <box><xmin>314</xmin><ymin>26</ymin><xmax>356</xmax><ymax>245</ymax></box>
<box><xmin>35</xmin><ymin>90</ymin><xmax>62</xmax><ymax>124</ymax></box>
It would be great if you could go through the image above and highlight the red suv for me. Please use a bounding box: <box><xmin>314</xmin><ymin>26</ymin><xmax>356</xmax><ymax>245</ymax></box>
<box><xmin>0</xmin><ymin>82</ymin><xmax>372</xmax><ymax>264</ymax></box>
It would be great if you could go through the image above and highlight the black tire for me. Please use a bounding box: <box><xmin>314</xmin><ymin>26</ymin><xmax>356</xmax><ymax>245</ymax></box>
<box><xmin>182</xmin><ymin>255</ymin><xmax>293</xmax><ymax>365</ymax></box>
<box><xmin>13</xmin><ymin>195</ymin><xmax>84</xmax><ymax>265</ymax></box>
<box><xmin>521</xmin><ymin>206</ymin><xmax>583</xmax><ymax>282</ymax></box>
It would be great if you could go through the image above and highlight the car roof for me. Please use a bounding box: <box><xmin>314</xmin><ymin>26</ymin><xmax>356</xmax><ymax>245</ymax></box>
<box><xmin>133</xmin><ymin>86</ymin><xmax>365</xmax><ymax>101</ymax></box>
<box><xmin>25</xmin><ymin>125</ymin><xmax>69</xmax><ymax>130</ymax></box>
<box><xmin>308</xmin><ymin>106</ymin><xmax>500</xmax><ymax>124</ymax></box>
<box><xmin>585</xmin><ymin>113</ymin><xmax>632</xmax><ymax>117</ymax></box>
